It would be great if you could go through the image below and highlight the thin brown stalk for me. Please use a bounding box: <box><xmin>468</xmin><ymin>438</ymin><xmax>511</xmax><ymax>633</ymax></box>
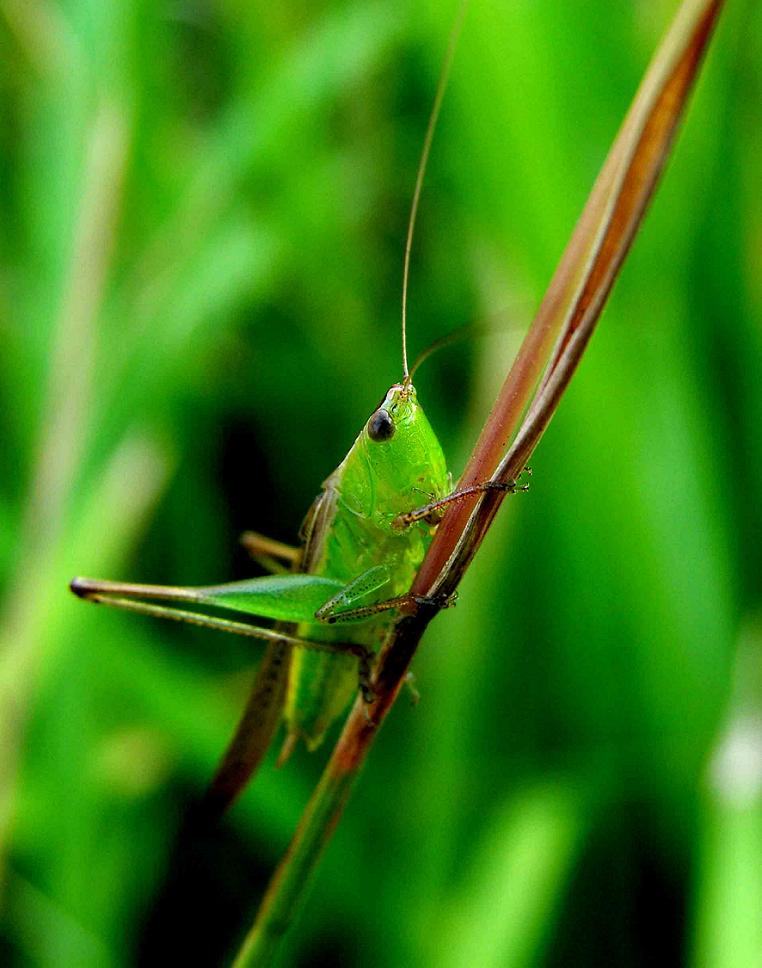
<box><xmin>233</xmin><ymin>2</ymin><xmax>725</xmax><ymax>963</ymax></box>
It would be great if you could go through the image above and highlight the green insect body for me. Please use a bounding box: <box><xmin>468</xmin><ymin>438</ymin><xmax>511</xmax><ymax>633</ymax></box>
<box><xmin>72</xmin><ymin>380</ymin><xmax>450</xmax><ymax>809</ymax></box>
<box><xmin>285</xmin><ymin>381</ymin><xmax>449</xmax><ymax>750</ymax></box>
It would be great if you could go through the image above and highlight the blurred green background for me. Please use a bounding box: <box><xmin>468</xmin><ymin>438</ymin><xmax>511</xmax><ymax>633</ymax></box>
<box><xmin>1</xmin><ymin>0</ymin><xmax>760</xmax><ymax>965</ymax></box>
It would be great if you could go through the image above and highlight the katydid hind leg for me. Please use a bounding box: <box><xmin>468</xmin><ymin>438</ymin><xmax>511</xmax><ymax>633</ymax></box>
<box><xmin>71</xmin><ymin>572</ymin><xmax>346</xmax><ymax>626</ymax></box>
<box><xmin>72</xmin><ymin>576</ymin><xmax>376</xmax><ymax>701</ymax></box>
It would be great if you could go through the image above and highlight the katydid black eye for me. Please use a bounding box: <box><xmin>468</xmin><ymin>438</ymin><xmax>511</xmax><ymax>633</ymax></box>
<box><xmin>368</xmin><ymin>408</ymin><xmax>395</xmax><ymax>442</ymax></box>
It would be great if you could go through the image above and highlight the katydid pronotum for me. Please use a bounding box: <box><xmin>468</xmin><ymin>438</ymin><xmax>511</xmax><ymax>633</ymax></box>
<box><xmin>70</xmin><ymin>4</ymin><xmax>527</xmax><ymax>816</ymax></box>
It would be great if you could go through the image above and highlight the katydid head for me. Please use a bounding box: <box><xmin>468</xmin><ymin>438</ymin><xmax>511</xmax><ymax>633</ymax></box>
<box><xmin>352</xmin><ymin>382</ymin><xmax>449</xmax><ymax>529</ymax></box>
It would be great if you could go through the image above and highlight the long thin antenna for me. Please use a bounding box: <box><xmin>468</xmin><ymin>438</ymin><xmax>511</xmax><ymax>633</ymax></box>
<box><xmin>401</xmin><ymin>0</ymin><xmax>470</xmax><ymax>381</ymax></box>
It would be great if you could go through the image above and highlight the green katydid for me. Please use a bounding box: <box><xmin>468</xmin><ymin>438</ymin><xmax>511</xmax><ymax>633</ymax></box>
<box><xmin>71</xmin><ymin>382</ymin><xmax>526</xmax><ymax>815</ymax></box>
<box><xmin>70</xmin><ymin>3</ymin><xmax>525</xmax><ymax>815</ymax></box>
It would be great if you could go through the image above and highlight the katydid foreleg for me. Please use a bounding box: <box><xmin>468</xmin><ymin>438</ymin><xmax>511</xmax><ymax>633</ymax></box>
<box><xmin>392</xmin><ymin>472</ymin><xmax>532</xmax><ymax>530</ymax></box>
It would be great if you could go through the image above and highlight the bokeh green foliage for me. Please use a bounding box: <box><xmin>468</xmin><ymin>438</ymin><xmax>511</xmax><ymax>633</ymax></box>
<box><xmin>0</xmin><ymin>1</ymin><xmax>760</xmax><ymax>965</ymax></box>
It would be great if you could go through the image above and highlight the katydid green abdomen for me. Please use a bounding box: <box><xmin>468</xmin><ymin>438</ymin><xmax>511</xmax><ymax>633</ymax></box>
<box><xmin>284</xmin><ymin>381</ymin><xmax>449</xmax><ymax>750</ymax></box>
